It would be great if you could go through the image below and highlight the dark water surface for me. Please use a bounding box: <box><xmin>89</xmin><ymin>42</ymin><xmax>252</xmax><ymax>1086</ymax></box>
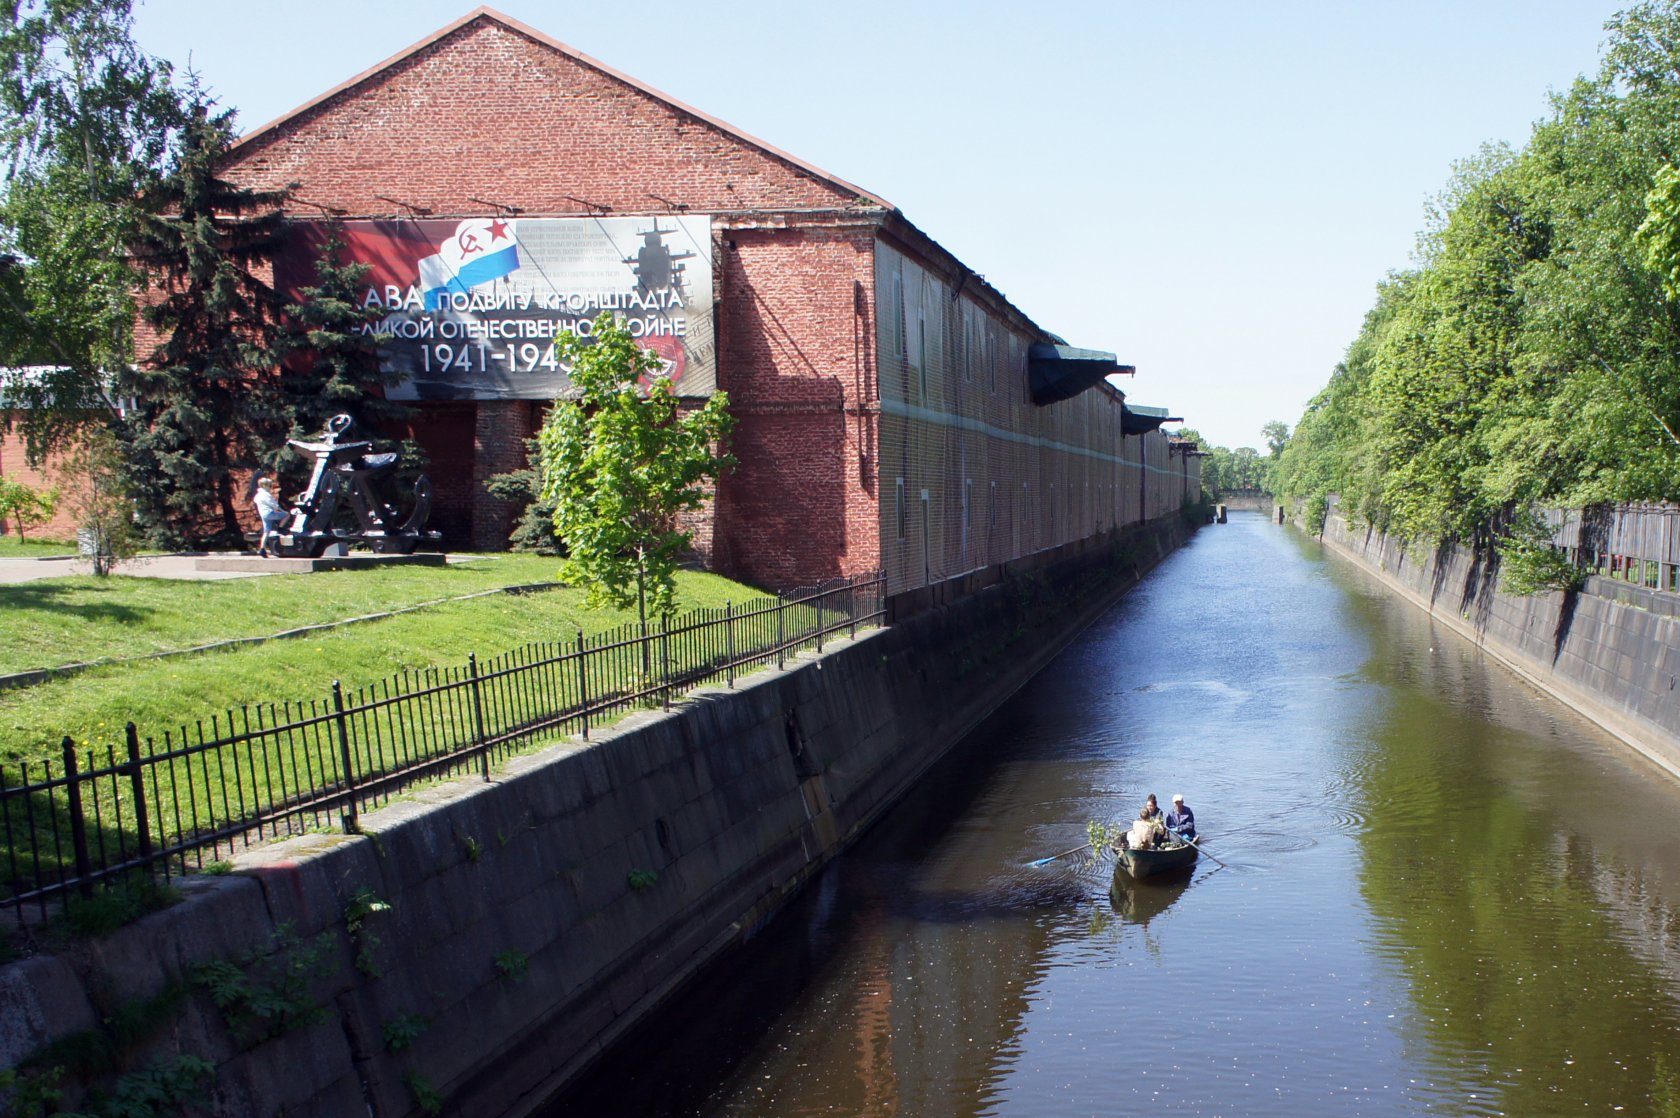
<box><xmin>546</xmin><ymin>512</ymin><xmax>1680</xmax><ymax>1117</ymax></box>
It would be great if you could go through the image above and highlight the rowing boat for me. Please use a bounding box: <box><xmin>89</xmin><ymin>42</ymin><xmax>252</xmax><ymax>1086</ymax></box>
<box><xmin>1115</xmin><ymin>840</ymin><xmax>1198</xmax><ymax>881</ymax></box>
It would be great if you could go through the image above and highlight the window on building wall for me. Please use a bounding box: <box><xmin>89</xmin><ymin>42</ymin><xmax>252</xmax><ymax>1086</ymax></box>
<box><xmin>989</xmin><ymin>480</ymin><xmax>998</xmax><ymax>534</ymax></box>
<box><xmin>916</xmin><ymin>307</ymin><xmax>927</xmax><ymax>402</ymax></box>
<box><xmin>902</xmin><ymin>263</ymin><xmax>921</xmax><ymax>404</ymax></box>
<box><xmin>986</xmin><ymin>323</ymin><xmax>997</xmax><ymax>396</ymax></box>
<box><xmin>892</xmin><ymin>267</ymin><xmax>905</xmax><ymax>361</ymax></box>
<box><xmin>962</xmin><ymin>478</ymin><xmax>972</xmax><ymax>559</ymax></box>
<box><xmin>896</xmin><ymin>477</ymin><xmax>907</xmax><ymax>541</ymax></box>
<box><xmin>962</xmin><ymin>308</ymin><xmax>974</xmax><ymax>385</ymax></box>
<box><xmin>919</xmin><ymin>275</ymin><xmax>935</xmax><ymax>403</ymax></box>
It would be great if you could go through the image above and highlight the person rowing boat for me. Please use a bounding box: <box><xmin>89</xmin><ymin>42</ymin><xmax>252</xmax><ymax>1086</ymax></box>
<box><xmin>1165</xmin><ymin>793</ymin><xmax>1196</xmax><ymax>841</ymax></box>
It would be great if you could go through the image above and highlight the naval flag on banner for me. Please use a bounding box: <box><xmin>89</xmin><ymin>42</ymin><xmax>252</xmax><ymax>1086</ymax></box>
<box><xmin>419</xmin><ymin>217</ymin><xmax>520</xmax><ymax>310</ymax></box>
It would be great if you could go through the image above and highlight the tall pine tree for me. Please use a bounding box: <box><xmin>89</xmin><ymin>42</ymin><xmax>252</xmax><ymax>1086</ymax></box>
<box><xmin>122</xmin><ymin>98</ymin><xmax>292</xmax><ymax>546</ymax></box>
<box><xmin>282</xmin><ymin>221</ymin><xmax>410</xmax><ymax>439</ymax></box>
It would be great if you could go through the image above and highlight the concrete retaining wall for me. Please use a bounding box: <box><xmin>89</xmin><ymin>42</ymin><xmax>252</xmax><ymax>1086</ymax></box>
<box><xmin>0</xmin><ymin>515</ymin><xmax>1193</xmax><ymax>1118</ymax></box>
<box><xmin>1311</xmin><ymin>511</ymin><xmax>1680</xmax><ymax>780</ymax></box>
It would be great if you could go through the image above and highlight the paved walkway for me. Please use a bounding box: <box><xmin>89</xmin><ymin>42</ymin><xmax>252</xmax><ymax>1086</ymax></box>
<box><xmin>0</xmin><ymin>554</ymin><xmax>264</xmax><ymax>584</ymax></box>
<box><xmin>0</xmin><ymin>552</ymin><xmax>491</xmax><ymax>585</ymax></box>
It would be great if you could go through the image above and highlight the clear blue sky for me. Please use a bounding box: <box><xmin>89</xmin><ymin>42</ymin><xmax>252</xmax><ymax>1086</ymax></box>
<box><xmin>133</xmin><ymin>1</ymin><xmax>1621</xmax><ymax>451</ymax></box>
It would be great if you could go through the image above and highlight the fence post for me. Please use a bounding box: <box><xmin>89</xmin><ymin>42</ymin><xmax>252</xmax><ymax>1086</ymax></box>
<box><xmin>331</xmin><ymin>681</ymin><xmax>359</xmax><ymax>834</ymax></box>
<box><xmin>124</xmin><ymin>723</ymin><xmax>152</xmax><ymax>865</ymax></box>
<box><xmin>61</xmin><ymin>737</ymin><xmax>93</xmax><ymax>898</ymax></box>
<box><xmin>777</xmin><ymin>594</ymin><xmax>786</xmax><ymax>670</ymax></box>
<box><xmin>816</xmin><ymin>588</ymin><xmax>825</xmax><ymax>654</ymax></box>
<box><xmin>575</xmin><ymin>628</ymin><xmax>590</xmax><ymax>740</ymax></box>
<box><xmin>725</xmin><ymin>602</ymin><xmax>736</xmax><ymax>688</ymax></box>
<box><xmin>660</xmin><ymin>617</ymin><xmax>672</xmax><ymax>711</ymax></box>
<box><xmin>468</xmin><ymin>653</ymin><xmax>490</xmax><ymax>782</ymax></box>
<box><xmin>850</xmin><ymin>579</ymin><xmax>859</xmax><ymax>641</ymax></box>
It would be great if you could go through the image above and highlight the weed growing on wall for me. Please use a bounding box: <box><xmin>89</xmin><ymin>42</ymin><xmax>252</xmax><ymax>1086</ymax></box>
<box><xmin>383</xmin><ymin>1013</ymin><xmax>431</xmax><ymax>1053</ymax></box>
<box><xmin>406</xmin><ymin>1071</ymin><xmax>443</xmax><ymax>1115</ymax></box>
<box><xmin>75</xmin><ymin>1055</ymin><xmax>215</xmax><ymax>1118</ymax></box>
<box><xmin>192</xmin><ymin>923</ymin><xmax>338</xmax><ymax>1044</ymax></box>
<box><xmin>493</xmin><ymin>949</ymin><xmax>528</xmax><ymax>983</ymax></box>
<box><xmin>343</xmin><ymin>887</ymin><xmax>392</xmax><ymax>978</ymax></box>
<box><xmin>1</xmin><ymin>985</ymin><xmax>208</xmax><ymax>1118</ymax></box>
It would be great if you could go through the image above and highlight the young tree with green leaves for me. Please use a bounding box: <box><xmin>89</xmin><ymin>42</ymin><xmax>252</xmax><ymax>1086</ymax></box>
<box><xmin>122</xmin><ymin>97</ymin><xmax>293</xmax><ymax>547</ymax></box>
<box><xmin>59</xmin><ymin>425</ymin><xmax>136</xmax><ymax>574</ymax></box>
<box><xmin>0</xmin><ymin>476</ymin><xmax>56</xmax><ymax>540</ymax></box>
<box><xmin>538</xmin><ymin>314</ymin><xmax>733</xmax><ymax>631</ymax></box>
<box><xmin>0</xmin><ymin>0</ymin><xmax>182</xmax><ymax>458</ymax></box>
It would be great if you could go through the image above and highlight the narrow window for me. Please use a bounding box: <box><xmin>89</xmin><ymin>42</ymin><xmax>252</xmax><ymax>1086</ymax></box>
<box><xmin>962</xmin><ymin>310</ymin><xmax>974</xmax><ymax>385</ymax></box>
<box><xmin>962</xmin><ymin>478</ymin><xmax>972</xmax><ymax>561</ymax></box>
<box><xmin>895</xmin><ymin>477</ymin><xmax>907</xmax><ymax>542</ymax></box>
<box><xmin>986</xmin><ymin>324</ymin><xmax>997</xmax><ymax>396</ymax></box>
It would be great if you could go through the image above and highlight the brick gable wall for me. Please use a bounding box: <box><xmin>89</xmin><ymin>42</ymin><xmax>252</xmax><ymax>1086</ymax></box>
<box><xmin>224</xmin><ymin>19</ymin><xmax>857</xmax><ymax>218</ymax></box>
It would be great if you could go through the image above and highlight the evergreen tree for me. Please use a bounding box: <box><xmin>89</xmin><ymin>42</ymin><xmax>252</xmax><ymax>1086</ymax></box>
<box><xmin>122</xmin><ymin>98</ymin><xmax>292</xmax><ymax>546</ymax></box>
<box><xmin>283</xmin><ymin>221</ymin><xmax>408</xmax><ymax>439</ymax></box>
<box><xmin>484</xmin><ymin>435</ymin><xmax>563</xmax><ymax>554</ymax></box>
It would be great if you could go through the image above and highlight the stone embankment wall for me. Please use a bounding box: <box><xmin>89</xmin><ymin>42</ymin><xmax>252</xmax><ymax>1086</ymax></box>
<box><xmin>1309</xmin><ymin>511</ymin><xmax>1680</xmax><ymax>780</ymax></box>
<box><xmin>0</xmin><ymin>515</ymin><xmax>1193</xmax><ymax>1118</ymax></box>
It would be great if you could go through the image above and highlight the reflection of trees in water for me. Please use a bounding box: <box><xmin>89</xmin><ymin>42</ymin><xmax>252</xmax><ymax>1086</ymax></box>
<box><xmin>1562</xmin><ymin>834</ymin><xmax>1680</xmax><ymax>1004</ymax></box>
<box><xmin>1355</xmin><ymin>692</ymin><xmax>1680</xmax><ymax>1116</ymax></box>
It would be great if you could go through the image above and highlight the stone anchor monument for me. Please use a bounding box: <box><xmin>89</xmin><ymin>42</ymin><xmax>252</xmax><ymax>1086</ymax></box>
<box><xmin>273</xmin><ymin>415</ymin><xmax>441</xmax><ymax>557</ymax></box>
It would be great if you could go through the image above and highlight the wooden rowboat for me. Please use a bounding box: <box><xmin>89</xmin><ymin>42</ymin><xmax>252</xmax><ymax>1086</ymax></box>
<box><xmin>1115</xmin><ymin>840</ymin><xmax>1198</xmax><ymax>881</ymax></box>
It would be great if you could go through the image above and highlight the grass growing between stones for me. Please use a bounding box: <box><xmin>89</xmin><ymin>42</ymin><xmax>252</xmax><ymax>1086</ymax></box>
<box><xmin>1</xmin><ymin>567</ymin><xmax>767</xmax><ymax>762</ymax></box>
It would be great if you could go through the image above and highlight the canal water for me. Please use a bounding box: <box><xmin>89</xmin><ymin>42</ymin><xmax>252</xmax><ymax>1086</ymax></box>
<box><xmin>548</xmin><ymin>511</ymin><xmax>1680</xmax><ymax>1117</ymax></box>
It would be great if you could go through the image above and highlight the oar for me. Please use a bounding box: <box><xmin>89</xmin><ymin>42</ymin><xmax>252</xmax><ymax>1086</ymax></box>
<box><xmin>1028</xmin><ymin>842</ymin><xmax>1092</xmax><ymax>867</ymax></box>
<box><xmin>1168</xmin><ymin>827</ymin><xmax>1228</xmax><ymax>868</ymax></box>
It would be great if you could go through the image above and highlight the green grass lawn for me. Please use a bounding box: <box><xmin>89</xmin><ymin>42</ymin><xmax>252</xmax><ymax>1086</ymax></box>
<box><xmin>0</xmin><ymin>563</ymin><xmax>772</xmax><ymax>762</ymax></box>
<box><xmin>5</xmin><ymin>553</ymin><xmax>577</xmax><ymax>675</ymax></box>
<box><xmin>0</xmin><ymin>535</ymin><xmax>78</xmax><ymax>558</ymax></box>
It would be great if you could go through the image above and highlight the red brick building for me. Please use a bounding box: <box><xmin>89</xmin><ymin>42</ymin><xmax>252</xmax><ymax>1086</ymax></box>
<box><xmin>7</xmin><ymin>7</ymin><xmax>1198</xmax><ymax>587</ymax></box>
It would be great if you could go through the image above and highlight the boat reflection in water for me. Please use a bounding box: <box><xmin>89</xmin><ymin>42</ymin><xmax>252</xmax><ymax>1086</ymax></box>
<box><xmin>1108</xmin><ymin>862</ymin><xmax>1194</xmax><ymax>928</ymax></box>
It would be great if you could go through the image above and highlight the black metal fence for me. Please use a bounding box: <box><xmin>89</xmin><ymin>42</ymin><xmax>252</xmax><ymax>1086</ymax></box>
<box><xmin>2</xmin><ymin>573</ymin><xmax>884</xmax><ymax>923</ymax></box>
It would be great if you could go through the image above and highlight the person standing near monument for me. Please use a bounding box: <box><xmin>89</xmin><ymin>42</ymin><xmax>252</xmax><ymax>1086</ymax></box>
<box><xmin>253</xmin><ymin>477</ymin><xmax>288</xmax><ymax>557</ymax></box>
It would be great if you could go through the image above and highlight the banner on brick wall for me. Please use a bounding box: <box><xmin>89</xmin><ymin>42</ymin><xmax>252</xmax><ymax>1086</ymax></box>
<box><xmin>276</xmin><ymin>216</ymin><xmax>716</xmax><ymax>400</ymax></box>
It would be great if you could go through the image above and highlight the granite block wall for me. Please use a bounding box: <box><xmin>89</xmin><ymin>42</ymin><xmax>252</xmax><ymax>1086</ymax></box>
<box><xmin>1317</xmin><ymin>512</ymin><xmax>1680</xmax><ymax>780</ymax></box>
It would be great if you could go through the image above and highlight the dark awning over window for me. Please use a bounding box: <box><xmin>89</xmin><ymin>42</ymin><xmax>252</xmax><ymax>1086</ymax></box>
<box><xmin>1122</xmin><ymin>404</ymin><xmax>1179</xmax><ymax>436</ymax></box>
<box><xmin>1027</xmin><ymin>343</ymin><xmax>1133</xmax><ymax>406</ymax></box>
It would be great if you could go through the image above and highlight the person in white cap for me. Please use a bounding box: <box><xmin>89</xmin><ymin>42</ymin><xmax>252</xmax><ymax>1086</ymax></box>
<box><xmin>1165</xmin><ymin>793</ymin><xmax>1196</xmax><ymax>841</ymax></box>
